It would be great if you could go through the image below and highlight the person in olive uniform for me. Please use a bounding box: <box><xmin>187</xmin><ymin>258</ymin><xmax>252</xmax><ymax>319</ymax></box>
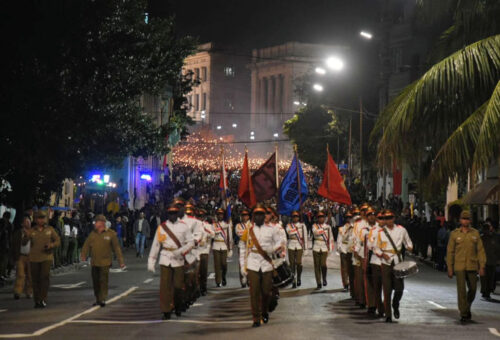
<box><xmin>23</xmin><ymin>210</ymin><xmax>61</xmax><ymax>308</ymax></box>
<box><xmin>480</xmin><ymin>221</ymin><xmax>500</xmax><ymax>300</ymax></box>
<box><xmin>81</xmin><ymin>215</ymin><xmax>125</xmax><ymax>307</ymax></box>
<box><xmin>446</xmin><ymin>210</ymin><xmax>486</xmax><ymax>324</ymax></box>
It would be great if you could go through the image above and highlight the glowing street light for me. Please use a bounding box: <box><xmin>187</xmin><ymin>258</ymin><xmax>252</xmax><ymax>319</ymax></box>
<box><xmin>315</xmin><ymin>67</ymin><xmax>326</xmax><ymax>75</ymax></box>
<box><xmin>293</xmin><ymin>101</ymin><xmax>300</xmax><ymax>106</ymax></box>
<box><xmin>360</xmin><ymin>31</ymin><xmax>373</xmax><ymax>39</ymax></box>
<box><xmin>201</xmin><ymin>110</ymin><xmax>206</xmax><ymax>119</ymax></box>
<box><xmin>232</xmin><ymin>123</ymin><xmax>237</xmax><ymax>128</ymax></box>
<box><xmin>216</xmin><ymin>125</ymin><xmax>222</xmax><ymax>130</ymax></box>
<box><xmin>313</xmin><ymin>83</ymin><xmax>324</xmax><ymax>92</ymax></box>
<box><xmin>250</xmin><ymin>135</ymin><xmax>255</xmax><ymax>140</ymax></box>
<box><xmin>325</xmin><ymin>56</ymin><xmax>344</xmax><ymax>71</ymax></box>
<box><xmin>273</xmin><ymin>133</ymin><xmax>279</xmax><ymax>138</ymax></box>
<box><xmin>250</xmin><ymin>131</ymin><xmax>255</xmax><ymax>136</ymax></box>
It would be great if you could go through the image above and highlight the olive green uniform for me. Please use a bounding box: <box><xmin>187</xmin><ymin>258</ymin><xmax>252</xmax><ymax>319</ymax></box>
<box><xmin>81</xmin><ymin>229</ymin><xmax>124</xmax><ymax>303</ymax></box>
<box><xmin>24</xmin><ymin>226</ymin><xmax>61</xmax><ymax>304</ymax></box>
<box><xmin>446</xmin><ymin>227</ymin><xmax>486</xmax><ymax>318</ymax></box>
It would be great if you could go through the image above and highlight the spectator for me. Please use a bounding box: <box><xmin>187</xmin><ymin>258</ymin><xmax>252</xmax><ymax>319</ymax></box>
<box><xmin>436</xmin><ymin>222</ymin><xmax>449</xmax><ymax>271</ymax></box>
<box><xmin>133</xmin><ymin>212</ymin><xmax>150</xmax><ymax>258</ymax></box>
<box><xmin>12</xmin><ymin>216</ymin><xmax>33</xmax><ymax>299</ymax></box>
<box><xmin>0</xmin><ymin>212</ymin><xmax>12</xmax><ymax>282</ymax></box>
<box><xmin>480</xmin><ymin>221</ymin><xmax>500</xmax><ymax>300</ymax></box>
<box><xmin>114</xmin><ymin>216</ymin><xmax>124</xmax><ymax>248</ymax></box>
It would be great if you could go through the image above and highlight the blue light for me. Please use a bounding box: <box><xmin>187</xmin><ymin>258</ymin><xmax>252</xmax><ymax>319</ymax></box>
<box><xmin>140</xmin><ymin>173</ymin><xmax>152</xmax><ymax>182</ymax></box>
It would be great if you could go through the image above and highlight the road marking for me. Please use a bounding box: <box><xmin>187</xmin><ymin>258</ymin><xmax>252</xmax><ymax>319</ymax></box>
<box><xmin>143</xmin><ymin>278</ymin><xmax>154</xmax><ymax>284</ymax></box>
<box><xmin>0</xmin><ymin>309</ymin><xmax>7</xmax><ymax>313</ymax></box>
<box><xmin>110</xmin><ymin>268</ymin><xmax>127</xmax><ymax>273</ymax></box>
<box><xmin>192</xmin><ymin>303</ymin><xmax>203</xmax><ymax>307</ymax></box>
<box><xmin>489</xmin><ymin>328</ymin><xmax>500</xmax><ymax>337</ymax></box>
<box><xmin>71</xmin><ymin>319</ymin><xmax>250</xmax><ymax>325</ymax></box>
<box><xmin>0</xmin><ymin>286</ymin><xmax>139</xmax><ymax>338</ymax></box>
<box><xmin>427</xmin><ymin>300</ymin><xmax>446</xmax><ymax>309</ymax></box>
<box><xmin>52</xmin><ymin>281</ymin><xmax>86</xmax><ymax>289</ymax></box>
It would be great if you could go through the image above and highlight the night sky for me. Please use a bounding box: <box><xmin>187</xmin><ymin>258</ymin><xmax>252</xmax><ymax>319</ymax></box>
<box><xmin>150</xmin><ymin>0</ymin><xmax>380</xmax><ymax>49</ymax></box>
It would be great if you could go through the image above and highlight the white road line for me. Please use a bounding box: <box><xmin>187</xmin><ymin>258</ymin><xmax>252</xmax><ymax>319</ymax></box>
<box><xmin>0</xmin><ymin>309</ymin><xmax>7</xmax><ymax>313</ymax></box>
<box><xmin>52</xmin><ymin>281</ymin><xmax>86</xmax><ymax>289</ymax></box>
<box><xmin>489</xmin><ymin>328</ymin><xmax>500</xmax><ymax>337</ymax></box>
<box><xmin>0</xmin><ymin>286</ymin><xmax>139</xmax><ymax>339</ymax></box>
<box><xmin>427</xmin><ymin>300</ymin><xmax>446</xmax><ymax>309</ymax></box>
<box><xmin>143</xmin><ymin>278</ymin><xmax>154</xmax><ymax>284</ymax></box>
<box><xmin>71</xmin><ymin>319</ymin><xmax>250</xmax><ymax>325</ymax></box>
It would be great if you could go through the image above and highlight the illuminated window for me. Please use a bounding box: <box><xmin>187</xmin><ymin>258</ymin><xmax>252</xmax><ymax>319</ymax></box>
<box><xmin>224</xmin><ymin>66</ymin><xmax>235</xmax><ymax>77</ymax></box>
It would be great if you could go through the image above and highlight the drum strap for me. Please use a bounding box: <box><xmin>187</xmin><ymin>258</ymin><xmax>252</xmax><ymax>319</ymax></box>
<box><xmin>249</xmin><ymin>226</ymin><xmax>276</xmax><ymax>274</ymax></box>
<box><xmin>161</xmin><ymin>223</ymin><xmax>182</xmax><ymax>248</ymax></box>
<box><xmin>382</xmin><ymin>227</ymin><xmax>402</xmax><ymax>263</ymax></box>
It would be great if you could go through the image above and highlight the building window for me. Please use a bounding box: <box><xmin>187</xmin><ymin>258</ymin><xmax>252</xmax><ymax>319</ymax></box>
<box><xmin>202</xmin><ymin>67</ymin><xmax>207</xmax><ymax>81</ymax></box>
<box><xmin>224</xmin><ymin>93</ymin><xmax>235</xmax><ymax>111</ymax></box>
<box><xmin>202</xmin><ymin>93</ymin><xmax>207</xmax><ymax>110</ymax></box>
<box><xmin>224</xmin><ymin>66</ymin><xmax>235</xmax><ymax>77</ymax></box>
<box><xmin>195</xmin><ymin>68</ymin><xmax>200</xmax><ymax>80</ymax></box>
<box><xmin>195</xmin><ymin>94</ymin><xmax>200</xmax><ymax>111</ymax></box>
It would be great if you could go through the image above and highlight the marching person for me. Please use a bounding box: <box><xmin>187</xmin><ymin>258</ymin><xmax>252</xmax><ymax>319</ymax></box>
<box><xmin>133</xmin><ymin>212</ymin><xmax>150</xmax><ymax>258</ymax></box>
<box><xmin>182</xmin><ymin>203</ymin><xmax>203</xmax><ymax>306</ymax></box>
<box><xmin>446</xmin><ymin>210</ymin><xmax>486</xmax><ymax>324</ymax></box>
<box><xmin>266</xmin><ymin>207</ymin><xmax>287</xmax><ymax>267</ymax></box>
<box><xmin>235</xmin><ymin>209</ymin><xmax>251</xmax><ymax>288</ymax></box>
<box><xmin>148</xmin><ymin>205</ymin><xmax>194</xmax><ymax>320</ymax></box>
<box><xmin>23</xmin><ymin>210</ymin><xmax>61</xmax><ymax>308</ymax></box>
<box><xmin>80</xmin><ymin>215</ymin><xmax>125</xmax><ymax>307</ymax></box>
<box><xmin>352</xmin><ymin>204</ymin><xmax>369</xmax><ymax>308</ymax></box>
<box><xmin>12</xmin><ymin>216</ymin><xmax>33</xmax><ymax>299</ymax></box>
<box><xmin>286</xmin><ymin>211</ymin><xmax>308</xmax><ymax>288</ymax></box>
<box><xmin>337</xmin><ymin>211</ymin><xmax>354</xmax><ymax>295</ymax></box>
<box><xmin>365</xmin><ymin>208</ymin><xmax>384</xmax><ymax>317</ymax></box>
<box><xmin>197</xmin><ymin>209</ymin><xmax>214</xmax><ymax>295</ymax></box>
<box><xmin>212</xmin><ymin>208</ymin><xmax>232</xmax><ymax>287</ymax></box>
<box><xmin>373</xmin><ymin>209</ymin><xmax>413</xmax><ymax>323</ymax></box>
<box><xmin>480</xmin><ymin>221</ymin><xmax>499</xmax><ymax>300</ymax></box>
<box><xmin>312</xmin><ymin>211</ymin><xmax>334</xmax><ymax>289</ymax></box>
<box><xmin>239</xmin><ymin>204</ymin><xmax>284</xmax><ymax>327</ymax></box>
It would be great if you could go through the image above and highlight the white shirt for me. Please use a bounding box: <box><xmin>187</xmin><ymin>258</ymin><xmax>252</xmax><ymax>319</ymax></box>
<box><xmin>198</xmin><ymin>221</ymin><xmax>215</xmax><ymax>255</ymax></box>
<box><xmin>182</xmin><ymin>215</ymin><xmax>203</xmax><ymax>262</ymax></box>
<box><xmin>212</xmin><ymin>220</ymin><xmax>232</xmax><ymax>251</ymax></box>
<box><xmin>337</xmin><ymin>222</ymin><xmax>354</xmax><ymax>254</ymax></box>
<box><xmin>286</xmin><ymin>222</ymin><xmax>308</xmax><ymax>250</ymax></box>
<box><xmin>373</xmin><ymin>225</ymin><xmax>413</xmax><ymax>266</ymax></box>
<box><xmin>70</xmin><ymin>226</ymin><xmax>78</xmax><ymax>238</ymax></box>
<box><xmin>63</xmin><ymin>224</ymin><xmax>71</xmax><ymax>237</ymax></box>
<box><xmin>367</xmin><ymin>224</ymin><xmax>382</xmax><ymax>265</ymax></box>
<box><xmin>138</xmin><ymin>219</ymin><xmax>144</xmax><ymax>232</ymax></box>
<box><xmin>312</xmin><ymin>223</ymin><xmax>334</xmax><ymax>252</ymax></box>
<box><xmin>239</xmin><ymin>223</ymin><xmax>283</xmax><ymax>273</ymax></box>
<box><xmin>272</xmin><ymin>222</ymin><xmax>287</xmax><ymax>266</ymax></box>
<box><xmin>148</xmin><ymin>220</ymin><xmax>194</xmax><ymax>268</ymax></box>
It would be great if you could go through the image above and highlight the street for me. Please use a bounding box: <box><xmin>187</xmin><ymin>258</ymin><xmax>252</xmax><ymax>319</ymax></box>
<box><xmin>1</xmin><ymin>249</ymin><xmax>499</xmax><ymax>340</ymax></box>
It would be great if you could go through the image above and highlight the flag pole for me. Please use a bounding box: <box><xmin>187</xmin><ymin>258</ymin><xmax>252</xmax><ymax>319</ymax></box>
<box><xmin>275</xmin><ymin>143</ymin><xmax>280</xmax><ymax>208</ymax></box>
<box><xmin>294</xmin><ymin>144</ymin><xmax>302</xmax><ymax>208</ymax></box>
<box><xmin>221</xmin><ymin>145</ymin><xmax>228</xmax><ymax>210</ymax></box>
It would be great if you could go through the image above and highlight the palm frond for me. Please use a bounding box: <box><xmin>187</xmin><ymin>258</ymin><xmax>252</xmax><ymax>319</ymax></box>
<box><xmin>473</xmin><ymin>80</ymin><xmax>500</xmax><ymax>169</ymax></box>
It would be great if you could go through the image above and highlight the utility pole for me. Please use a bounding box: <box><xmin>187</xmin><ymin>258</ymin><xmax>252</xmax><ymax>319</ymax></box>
<box><xmin>348</xmin><ymin>117</ymin><xmax>352</xmax><ymax>180</ymax></box>
<box><xmin>359</xmin><ymin>96</ymin><xmax>363</xmax><ymax>185</ymax></box>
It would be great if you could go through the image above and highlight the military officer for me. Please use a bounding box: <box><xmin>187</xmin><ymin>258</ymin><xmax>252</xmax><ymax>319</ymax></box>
<box><xmin>352</xmin><ymin>205</ymin><xmax>369</xmax><ymax>307</ymax></box>
<box><xmin>373</xmin><ymin>210</ymin><xmax>413</xmax><ymax>323</ymax></box>
<box><xmin>312</xmin><ymin>211</ymin><xmax>334</xmax><ymax>289</ymax></box>
<box><xmin>148</xmin><ymin>205</ymin><xmax>194</xmax><ymax>320</ymax></box>
<box><xmin>236</xmin><ymin>210</ymin><xmax>251</xmax><ymax>288</ymax></box>
<box><xmin>446</xmin><ymin>210</ymin><xmax>486</xmax><ymax>324</ymax></box>
<box><xmin>365</xmin><ymin>208</ymin><xmax>384</xmax><ymax>317</ymax></box>
<box><xmin>337</xmin><ymin>211</ymin><xmax>354</xmax><ymax>294</ymax></box>
<box><xmin>197</xmin><ymin>209</ymin><xmax>214</xmax><ymax>295</ymax></box>
<box><xmin>212</xmin><ymin>208</ymin><xmax>232</xmax><ymax>287</ymax></box>
<box><xmin>23</xmin><ymin>210</ymin><xmax>61</xmax><ymax>308</ymax></box>
<box><xmin>239</xmin><ymin>204</ymin><xmax>284</xmax><ymax>327</ymax></box>
<box><xmin>81</xmin><ymin>215</ymin><xmax>125</xmax><ymax>307</ymax></box>
<box><xmin>286</xmin><ymin>211</ymin><xmax>309</xmax><ymax>288</ymax></box>
<box><xmin>182</xmin><ymin>203</ymin><xmax>203</xmax><ymax>306</ymax></box>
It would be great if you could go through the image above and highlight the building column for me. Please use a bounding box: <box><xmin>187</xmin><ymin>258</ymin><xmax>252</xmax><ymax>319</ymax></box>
<box><xmin>259</xmin><ymin>78</ymin><xmax>267</xmax><ymax>114</ymax></box>
<box><xmin>267</xmin><ymin>76</ymin><xmax>274</xmax><ymax>114</ymax></box>
<box><xmin>251</xmin><ymin>69</ymin><xmax>259</xmax><ymax>114</ymax></box>
<box><xmin>274</xmin><ymin>74</ymin><xmax>282</xmax><ymax>114</ymax></box>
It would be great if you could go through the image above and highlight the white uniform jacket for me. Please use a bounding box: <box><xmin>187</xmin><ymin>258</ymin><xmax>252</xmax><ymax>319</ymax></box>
<box><xmin>312</xmin><ymin>223</ymin><xmax>334</xmax><ymax>252</ymax></box>
<box><xmin>286</xmin><ymin>222</ymin><xmax>308</xmax><ymax>251</ymax></box>
<box><xmin>239</xmin><ymin>223</ymin><xmax>283</xmax><ymax>273</ymax></box>
<box><xmin>148</xmin><ymin>220</ymin><xmax>194</xmax><ymax>268</ymax></box>
<box><xmin>212</xmin><ymin>220</ymin><xmax>233</xmax><ymax>251</ymax></box>
<box><xmin>373</xmin><ymin>225</ymin><xmax>413</xmax><ymax>266</ymax></box>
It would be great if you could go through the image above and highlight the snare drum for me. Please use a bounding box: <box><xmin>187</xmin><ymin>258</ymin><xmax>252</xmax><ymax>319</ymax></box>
<box><xmin>393</xmin><ymin>260</ymin><xmax>419</xmax><ymax>279</ymax></box>
<box><xmin>273</xmin><ymin>262</ymin><xmax>294</xmax><ymax>288</ymax></box>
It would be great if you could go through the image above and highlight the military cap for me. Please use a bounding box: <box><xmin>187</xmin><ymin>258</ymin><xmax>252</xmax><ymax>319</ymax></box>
<box><xmin>366</xmin><ymin>207</ymin><xmax>376</xmax><ymax>216</ymax></box>
<box><xmin>167</xmin><ymin>205</ymin><xmax>179</xmax><ymax>213</ymax></box>
<box><xmin>35</xmin><ymin>210</ymin><xmax>47</xmax><ymax>219</ymax></box>
<box><xmin>173</xmin><ymin>198</ymin><xmax>186</xmax><ymax>206</ymax></box>
<box><xmin>216</xmin><ymin>208</ymin><xmax>225</xmax><ymax>215</ymax></box>
<box><xmin>460</xmin><ymin>210</ymin><xmax>471</xmax><ymax>220</ymax></box>
<box><xmin>94</xmin><ymin>214</ymin><xmax>107</xmax><ymax>222</ymax></box>
<box><xmin>241</xmin><ymin>210</ymin><xmax>250</xmax><ymax>216</ymax></box>
<box><xmin>253</xmin><ymin>204</ymin><xmax>266</xmax><ymax>214</ymax></box>
<box><xmin>291</xmin><ymin>211</ymin><xmax>300</xmax><ymax>217</ymax></box>
<box><xmin>317</xmin><ymin>211</ymin><xmax>326</xmax><ymax>217</ymax></box>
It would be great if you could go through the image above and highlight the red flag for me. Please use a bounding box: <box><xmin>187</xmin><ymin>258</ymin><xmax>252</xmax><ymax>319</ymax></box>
<box><xmin>318</xmin><ymin>148</ymin><xmax>352</xmax><ymax>205</ymax></box>
<box><xmin>238</xmin><ymin>151</ymin><xmax>257</xmax><ymax>208</ymax></box>
<box><xmin>251</xmin><ymin>153</ymin><xmax>277</xmax><ymax>202</ymax></box>
<box><xmin>392</xmin><ymin>160</ymin><xmax>402</xmax><ymax>195</ymax></box>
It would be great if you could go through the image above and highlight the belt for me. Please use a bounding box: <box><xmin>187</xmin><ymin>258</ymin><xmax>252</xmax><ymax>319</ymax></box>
<box><xmin>314</xmin><ymin>238</ymin><xmax>326</xmax><ymax>242</ymax></box>
<box><xmin>383</xmin><ymin>249</ymin><xmax>398</xmax><ymax>254</ymax></box>
<box><xmin>214</xmin><ymin>240</ymin><xmax>226</xmax><ymax>243</ymax></box>
<box><xmin>162</xmin><ymin>248</ymin><xmax>177</xmax><ymax>251</ymax></box>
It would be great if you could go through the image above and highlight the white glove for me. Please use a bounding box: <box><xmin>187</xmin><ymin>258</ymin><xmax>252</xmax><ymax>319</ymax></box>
<box><xmin>241</xmin><ymin>274</ymin><xmax>247</xmax><ymax>286</ymax></box>
<box><xmin>240</xmin><ymin>267</ymin><xmax>247</xmax><ymax>277</ymax></box>
<box><xmin>228</xmin><ymin>250</ymin><xmax>233</xmax><ymax>258</ymax></box>
<box><xmin>147</xmin><ymin>262</ymin><xmax>155</xmax><ymax>273</ymax></box>
<box><xmin>172</xmin><ymin>249</ymin><xmax>182</xmax><ymax>257</ymax></box>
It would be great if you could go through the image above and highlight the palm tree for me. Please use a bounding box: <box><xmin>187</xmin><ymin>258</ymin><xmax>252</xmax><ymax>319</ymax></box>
<box><xmin>373</xmin><ymin>1</ymin><xmax>500</xmax><ymax>195</ymax></box>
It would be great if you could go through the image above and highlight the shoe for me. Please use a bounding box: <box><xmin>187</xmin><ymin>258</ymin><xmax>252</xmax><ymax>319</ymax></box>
<box><xmin>175</xmin><ymin>310</ymin><xmax>182</xmax><ymax>317</ymax></box>
<box><xmin>14</xmin><ymin>294</ymin><xmax>20</xmax><ymax>300</ymax></box>
<box><xmin>92</xmin><ymin>302</ymin><xmax>99</xmax><ymax>306</ymax></box>
<box><xmin>316</xmin><ymin>283</ymin><xmax>322</xmax><ymax>290</ymax></box>
<box><xmin>163</xmin><ymin>312</ymin><xmax>171</xmax><ymax>320</ymax></box>
<box><xmin>367</xmin><ymin>307</ymin><xmax>376</xmax><ymax>315</ymax></box>
<box><xmin>323</xmin><ymin>280</ymin><xmax>327</xmax><ymax>287</ymax></box>
<box><xmin>378</xmin><ymin>312</ymin><xmax>385</xmax><ymax>318</ymax></box>
<box><xmin>292</xmin><ymin>281</ymin><xmax>297</xmax><ymax>289</ymax></box>
<box><xmin>201</xmin><ymin>290</ymin><xmax>207</xmax><ymax>296</ymax></box>
<box><xmin>222</xmin><ymin>278</ymin><xmax>227</xmax><ymax>286</ymax></box>
<box><xmin>343</xmin><ymin>285</ymin><xmax>349</xmax><ymax>292</ymax></box>
<box><xmin>262</xmin><ymin>313</ymin><xmax>269</xmax><ymax>324</ymax></box>
<box><xmin>41</xmin><ymin>300</ymin><xmax>47</xmax><ymax>308</ymax></box>
<box><xmin>466</xmin><ymin>312</ymin><xmax>471</xmax><ymax>320</ymax></box>
<box><xmin>99</xmin><ymin>301</ymin><xmax>106</xmax><ymax>307</ymax></box>
<box><xmin>385</xmin><ymin>317</ymin><xmax>392</xmax><ymax>323</ymax></box>
<box><xmin>297</xmin><ymin>279</ymin><xmax>301</xmax><ymax>287</ymax></box>
<box><xmin>216</xmin><ymin>283</ymin><xmax>221</xmax><ymax>288</ymax></box>
<box><xmin>34</xmin><ymin>302</ymin><xmax>42</xmax><ymax>309</ymax></box>
<box><xmin>460</xmin><ymin>317</ymin><xmax>467</xmax><ymax>324</ymax></box>
<box><xmin>393</xmin><ymin>307</ymin><xmax>400</xmax><ymax>319</ymax></box>
<box><xmin>252</xmin><ymin>321</ymin><xmax>261</xmax><ymax>328</ymax></box>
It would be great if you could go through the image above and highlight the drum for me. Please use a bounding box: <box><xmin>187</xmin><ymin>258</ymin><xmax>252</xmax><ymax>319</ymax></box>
<box><xmin>273</xmin><ymin>262</ymin><xmax>294</xmax><ymax>288</ymax></box>
<box><xmin>393</xmin><ymin>260</ymin><xmax>419</xmax><ymax>279</ymax></box>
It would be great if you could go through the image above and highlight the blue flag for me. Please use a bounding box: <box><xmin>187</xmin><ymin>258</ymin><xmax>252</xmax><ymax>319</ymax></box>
<box><xmin>278</xmin><ymin>155</ymin><xmax>308</xmax><ymax>216</ymax></box>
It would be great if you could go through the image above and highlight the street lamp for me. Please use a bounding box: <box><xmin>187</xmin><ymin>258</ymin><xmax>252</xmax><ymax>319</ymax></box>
<box><xmin>360</xmin><ymin>31</ymin><xmax>373</xmax><ymax>39</ymax></box>
<box><xmin>325</xmin><ymin>56</ymin><xmax>344</xmax><ymax>71</ymax></box>
<box><xmin>313</xmin><ymin>83</ymin><xmax>324</xmax><ymax>92</ymax></box>
<box><xmin>273</xmin><ymin>133</ymin><xmax>279</xmax><ymax>138</ymax></box>
<box><xmin>293</xmin><ymin>101</ymin><xmax>300</xmax><ymax>105</ymax></box>
<box><xmin>232</xmin><ymin>123</ymin><xmax>237</xmax><ymax>128</ymax></box>
<box><xmin>216</xmin><ymin>125</ymin><xmax>222</xmax><ymax>130</ymax></box>
<box><xmin>315</xmin><ymin>67</ymin><xmax>326</xmax><ymax>75</ymax></box>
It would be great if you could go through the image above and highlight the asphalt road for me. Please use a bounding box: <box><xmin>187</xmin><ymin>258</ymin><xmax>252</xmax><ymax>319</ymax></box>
<box><xmin>0</xmin><ymin>248</ymin><xmax>499</xmax><ymax>340</ymax></box>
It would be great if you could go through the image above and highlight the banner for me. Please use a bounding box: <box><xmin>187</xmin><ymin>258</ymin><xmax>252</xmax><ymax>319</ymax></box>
<box><xmin>238</xmin><ymin>150</ymin><xmax>257</xmax><ymax>208</ymax></box>
<box><xmin>278</xmin><ymin>155</ymin><xmax>308</xmax><ymax>215</ymax></box>
<box><xmin>318</xmin><ymin>147</ymin><xmax>352</xmax><ymax>205</ymax></box>
<box><xmin>251</xmin><ymin>153</ymin><xmax>277</xmax><ymax>202</ymax></box>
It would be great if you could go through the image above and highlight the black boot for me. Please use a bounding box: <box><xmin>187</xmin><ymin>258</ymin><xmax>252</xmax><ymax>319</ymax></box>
<box><xmin>222</xmin><ymin>277</ymin><xmax>227</xmax><ymax>286</ymax></box>
<box><xmin>292</xmin><ymin>280</ymin><xmax>297</xmax><ymax>289</ymax></box>
<box><xmin>262</xmin><ymin>313</ymin><xmax>269</xmax><ymax>324</ymax></box>
<box><xmin>297</xmin><ymin>265</ymin><xmax>302</xmax><ymax>287</ymax></box>
<box><xmin>252</xmin><ymin>321</ymin><xmax>260</xmax><ymax>328</ymax></box>
<box><xmin>316</xmin><ymin>283</ymin><xmax>322</xmax><ymax>289</ymax></box>
<box><xmin>163</xmin><ymin>312</ymin><xmax>171</xmax><ymax>320</ymax></box>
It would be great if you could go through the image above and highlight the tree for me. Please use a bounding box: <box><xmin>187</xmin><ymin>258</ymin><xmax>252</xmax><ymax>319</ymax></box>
<box><xmin>0</xmin><ymin>0</ymin><xmax>197</xmax><ymax>209</ymax></box>
<box><xmin>284</xmin><ymin>106</ymin><xmax>351</xmax><ymax>168</ymax></box>
<box><xmin>372</xmin><ymin>0</ymin><xmax>500</xmax><ymax>190</ymax></box>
